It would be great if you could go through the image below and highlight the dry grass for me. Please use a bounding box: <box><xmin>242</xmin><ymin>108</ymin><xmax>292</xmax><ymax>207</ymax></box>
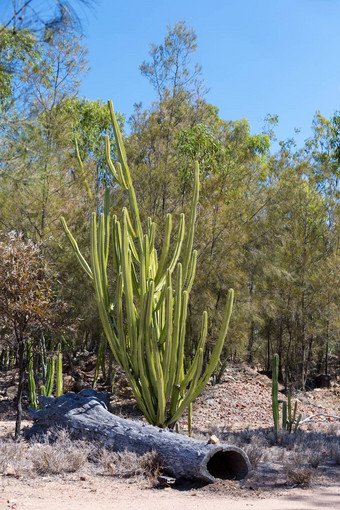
<box><xmin>331</xmin><ymin>444</ymin><xmax>340</xmax><ymax>465</ymax></box>
<box><xmin>0</xmin><ymin>429</ymin><xmax>162</xmax><ymax>482</ymax></box>
<box><xmin>29</xmin><ymin>429</ymin><xmax>90</xmax><ymax>474</ymax></box>
<box><xmin>284</xmin><ymin>464</ymin><xmax>314</xmax><ymax>486</ymax></box>
<box><xmin>97</xmin><ymin>449</ymin><xmax>161</xmax><ymax>481</ymax></box>
<box><xmin>0</xmin><ymin>440</ymin><xmax>28</xmax><ymax>477</ymax></box>
<box><xmin>192</xmin><ymin>420</ymin><xmax>340</xmax><ymax>488</ymax></box>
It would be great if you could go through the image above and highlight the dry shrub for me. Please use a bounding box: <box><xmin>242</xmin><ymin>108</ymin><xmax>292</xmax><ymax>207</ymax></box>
<box><xmin>285</xmin><ymin>465</ymin><xmax>314</xmax><ymax>486</ymax></box>
<box><xmin>0</xmin><ymin>440</ymin><xmax>30</xmax><ymax>476</ymax></box>
<box><xmin>30</xmin><ymin>429</ymin><xmax>89</xmax><ymax>474</ymax></box>
<box><xmin>331</xmin><ymin>444</ymin><xmax>340</xmax><ymax>465</ymax></box>
<box><xmin>307</xmin><ymin>451</ymin><xmax>323</xmax><ymax>469</ymax></box>
<box><xmin>284</xmin><ymin>453</ymin><xmax>314</xmax><ymax>487</ymax></box>
<box><xmin>244</xmin><ymin>445</ymin><xmax>263</xmax><ymax>469</ymax></box>
<box><xmin>98</xmin><ymin>448</ymin><xmax>161</xmax><ymax>480</ymax></box>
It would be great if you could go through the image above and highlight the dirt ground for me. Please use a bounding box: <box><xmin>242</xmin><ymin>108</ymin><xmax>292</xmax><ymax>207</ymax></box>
<box><xmin>0</xmin><ymin>363</ymin><xmax>339</xmax><ymax>510</ymax></box>
<box><xmin>1</xmin><ymin>474</ymin><xmax>339</xmax><ymax>510</ymax></box>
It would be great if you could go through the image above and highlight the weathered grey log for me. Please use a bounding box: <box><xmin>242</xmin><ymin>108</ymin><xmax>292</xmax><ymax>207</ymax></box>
<box><xmin>27</xmin><ymin>389</ymin><xmax>251</xmax><ymax>483</ymax></box>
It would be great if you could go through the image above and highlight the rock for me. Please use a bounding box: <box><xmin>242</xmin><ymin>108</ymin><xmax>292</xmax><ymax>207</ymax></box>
<box><xmin>315</xmin><ymin>374</ymin><xmax>331</xmax><ymax>388</ymax></box>
<box><xmin>63</xmin><ymin>375</ymin><xmax>76</xmax><ymax>393</ymax></box>
<box><xmin>4</xmin><ymin>464</ymin><xmax>16</xmax><ymax>476</ymax></box>
<box><xmin>208</xmin><ymin>435</ymin><xmax>220</xmax><ymax>445</ymax></box>
<box><xmin>6</xmin><ymin>386</ymin><xmax>17</xmax><ymax>399</ymax></box>
<box><xmin>157</xmin><ymin>475</ymin><xmax>176</xmax><ymax>486</ymax></box>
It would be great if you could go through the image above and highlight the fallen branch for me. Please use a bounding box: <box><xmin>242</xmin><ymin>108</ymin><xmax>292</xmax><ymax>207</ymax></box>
<box><xmin>300</xmin><ymin>413</ymin><xmax>340</xmax><ymax>424</ymax></box>
<box><xmin>26</xmin><ymin>389</ymin><xmax>251</xmax><ymax>483</ymax></box>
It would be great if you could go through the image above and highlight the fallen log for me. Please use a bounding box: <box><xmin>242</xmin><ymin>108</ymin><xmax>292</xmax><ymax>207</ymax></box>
<box><xmin>26</xmin><ymin>389</ymin><xmax>251</xmax><ymax>483</ymax></box>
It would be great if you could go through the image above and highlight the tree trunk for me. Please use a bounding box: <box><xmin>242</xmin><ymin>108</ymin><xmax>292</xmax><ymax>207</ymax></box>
<box><xmin>27</xmin><ymin>389</ymin><xmax>251</xmax><ymax>483</ymax></box>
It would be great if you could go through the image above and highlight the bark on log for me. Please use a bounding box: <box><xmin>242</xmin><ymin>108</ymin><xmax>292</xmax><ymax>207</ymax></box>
<box><xmin>27</xmin><ymin>389</ymin><xmax>251</xmax><ymax>483</ymax></box>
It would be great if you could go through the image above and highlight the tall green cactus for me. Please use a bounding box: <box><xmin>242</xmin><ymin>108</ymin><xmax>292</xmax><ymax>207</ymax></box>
<box><xmin>61</xmin><ymin>100</ymin><xmax>234</xmax><ymax>428</ymax></box>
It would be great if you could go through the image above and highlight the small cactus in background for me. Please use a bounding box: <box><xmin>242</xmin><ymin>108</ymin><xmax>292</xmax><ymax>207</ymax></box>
<box><xmin>56</xmin><ymin>343</ymin><xmax>63</xmax><ymax>397</ymax></box>
<box><xmin>45</xmin><ymin>357</ymin><xmax>55</xmax><ymax>397</ymax></box>
<box><xmin>272</xmin><ymin>353</ymin><xmax>302</xmax><ymax>440</ymax></box>
<box><xmin>27</xmin><ymin>340</ymin><xmax>38</xmax><ymax>410</ymax></box>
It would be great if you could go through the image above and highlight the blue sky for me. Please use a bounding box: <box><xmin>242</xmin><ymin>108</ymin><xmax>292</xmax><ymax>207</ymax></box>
<box><xmin>77</xmin><ymin>0</ymin><xmax>340</xmax><ymax>147</ymax></box>
<box><xmin>2</xmin><ymin>0</ymin><xmax>340</xmax><ymax>146</ymax></box>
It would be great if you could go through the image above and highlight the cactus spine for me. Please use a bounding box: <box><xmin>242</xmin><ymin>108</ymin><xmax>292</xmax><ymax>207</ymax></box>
<box><xmin>62</xmin><ymin>100</ymin><xmax>234</xmax><ymax>428</ymax></box>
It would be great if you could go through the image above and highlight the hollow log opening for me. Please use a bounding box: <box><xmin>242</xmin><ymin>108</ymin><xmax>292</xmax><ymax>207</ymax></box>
<box><xmin>206</xmin><ymin>450</ymin><xmax>249</xmax><ymax>480</ymax></box>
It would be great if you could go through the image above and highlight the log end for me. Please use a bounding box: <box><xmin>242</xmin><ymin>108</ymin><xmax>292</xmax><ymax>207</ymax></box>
<box><xmin>200</xmin><ymin>445</ymin><xmax>252</xmax><ymax>483</ymax></box>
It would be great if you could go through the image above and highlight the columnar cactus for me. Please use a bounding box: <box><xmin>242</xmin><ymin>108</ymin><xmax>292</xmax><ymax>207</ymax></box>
<box><xmin>272</xmin><ymin>353</ymin><xmax>302</xmax><ymax>440</ymax></box>
<box><xmin>62</xmin><ymin>100</ymin><xmax>234</xmax><ymax>427</ymax></box>
<box><xmin>27</xmin><ymin>340</ymin><xmax>38</xmax><ymax>410</ymax></box>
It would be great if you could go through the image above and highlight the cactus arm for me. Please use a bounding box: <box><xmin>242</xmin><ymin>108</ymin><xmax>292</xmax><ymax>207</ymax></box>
<box><xmin>168</xmin><ymin>347</ymin><xmax>204</xmax><ymax>425</ymax></box>
<box><xmin>176</xmin><ymin>290</ymin><xmax>189</xmax><ymax>384</ymax></box>
<box><xmin>91</xmin><ymin>213</ymin><xmax>122</xmax><ymax>366</ymax></box>
<box><xmin>98</xmin><ymin>213</ymin><xmax>110</xmax><ymax>309</ymax></box>
<box><xmin>282</xmin><ymin>401</ymin><xmax>287</xmax><ymax>430</ymax></box>
<box><xmin>155</xmin><ymin>213</ymin><xmax>185</xmax><ymax>292</ymax></box>
<box><xmin>166</xmin><ymin>264</ymin><xmax>182</xmax><ymax>398</ymax></box>
<box><xmin>154</xmin><ymin>213</ymin><xmax>172</xmax><ymax>285</ymax></box>
<box><xmin>45</xmin><ymin>357</ymin><xmax>55</xmax><ymax>397</ymax></box>
<box><xmin>191</xmin><ymin>289</ymin><xmax>234</xmax><ymax>401</ymax></box>
<box><xmin>146</xmin><ymin>281</ymin><xmax>166</xmax><ymax>425</ymax></box>
<box><xmin>188</xmin><ymin>402</ymin><xmax>192</xmax><ymax>437</ymax></box>
<box><xmin>148</xmin><ymin>221</ymin><xmax>156</xmax><ymax>256</ymax></box>
<box><xmin>182</xmin><ymin>162</ymin><xmax>199</xmax><ymax>284</ymax></box>
<box><xmin>61</xmin><ymin>217</ymin><xmax>93</xmax><ymax>279</ymax></box>
<box><xmin>137</xmin><ymin>288</ymin><xmax>157</xmax><ymax>423</ymax></box>
<box><xmin>112</xmin><ymin>217</ymin><xmax>122</xmax><ymax>272</ymax></box>
<box><xmin>27</xmin><ymin>341</ymin><xmax>38</xmax><ymax>409</ymax></box>
<box><xmin>28</xmin><ymin>370</ymin><xmax>38</xmax><ymax>409</ymax></box>
<box><xmin>180</xmin><ymin>310</ymin><xmax>208</xmax><ymax>394</ymax></box>
<box><xmin>184</xmin><ymin>250</ymin><xmax>197</xmax><ymax>294</ymax></box>
<box><xmin>163</xmin><ymin>285</ymin><xmax>173</xmax><ymax>396</ymax></box>
<box><xmin>108</xmin><ymin>100</ymin><xmax>143</xmax><ymax>248</ymax></box>
<box><xmin>294</xmin><ymin>413</ymin><xmax>302</xmax><ymax>432</ymax></box>
<box><xmin>103</xmin><ymin>187</ymin><xmax>110</xmax><ymax>264</ymax></box>
<box><xmin>121</xmin><ymin>210</ymin><xmax>138</xmax><ymax>375</ymax></box>
<box><xmin>104</xmin><ymin>135</ymin><xmax>127</xmax><ymax>189</ymax></box>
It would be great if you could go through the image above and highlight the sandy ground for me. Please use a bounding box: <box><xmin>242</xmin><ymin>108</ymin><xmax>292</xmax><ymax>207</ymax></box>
<box><xmin>0</xmin><ymin>476</ymin><xmax>339</xmax><ymax>510</ymax></box>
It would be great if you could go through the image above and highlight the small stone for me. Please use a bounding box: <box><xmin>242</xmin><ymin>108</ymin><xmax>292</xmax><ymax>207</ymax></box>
<box><xmin>157</xmin><ymin>475</ymin><xmax>176</xmax><ymax>486</ymax></box>
<box><xmin>80</xmin><ymin>475</ymin><xmax>88</xmax><ymax>481</ymax></box>
<box><xmin>4</xmin><ymin>464</ymin><xmax>16</xmax><ymax>476</ymax></box>
<box><xmin>207</xmin><ymin>434</ymin><xmax>220</xmax><ymax>444</ymax></box>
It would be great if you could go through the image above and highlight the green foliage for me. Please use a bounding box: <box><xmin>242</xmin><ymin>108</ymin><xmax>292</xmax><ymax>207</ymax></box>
<box><xmin>62</xmin><ymin>101</ymin><xmax>234</xmax><ymax>427</ymax></box>
<box><xmin>0</xmin><ymin>26</ymin><xmax>40</xmax><ymax>111</ymax></box>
